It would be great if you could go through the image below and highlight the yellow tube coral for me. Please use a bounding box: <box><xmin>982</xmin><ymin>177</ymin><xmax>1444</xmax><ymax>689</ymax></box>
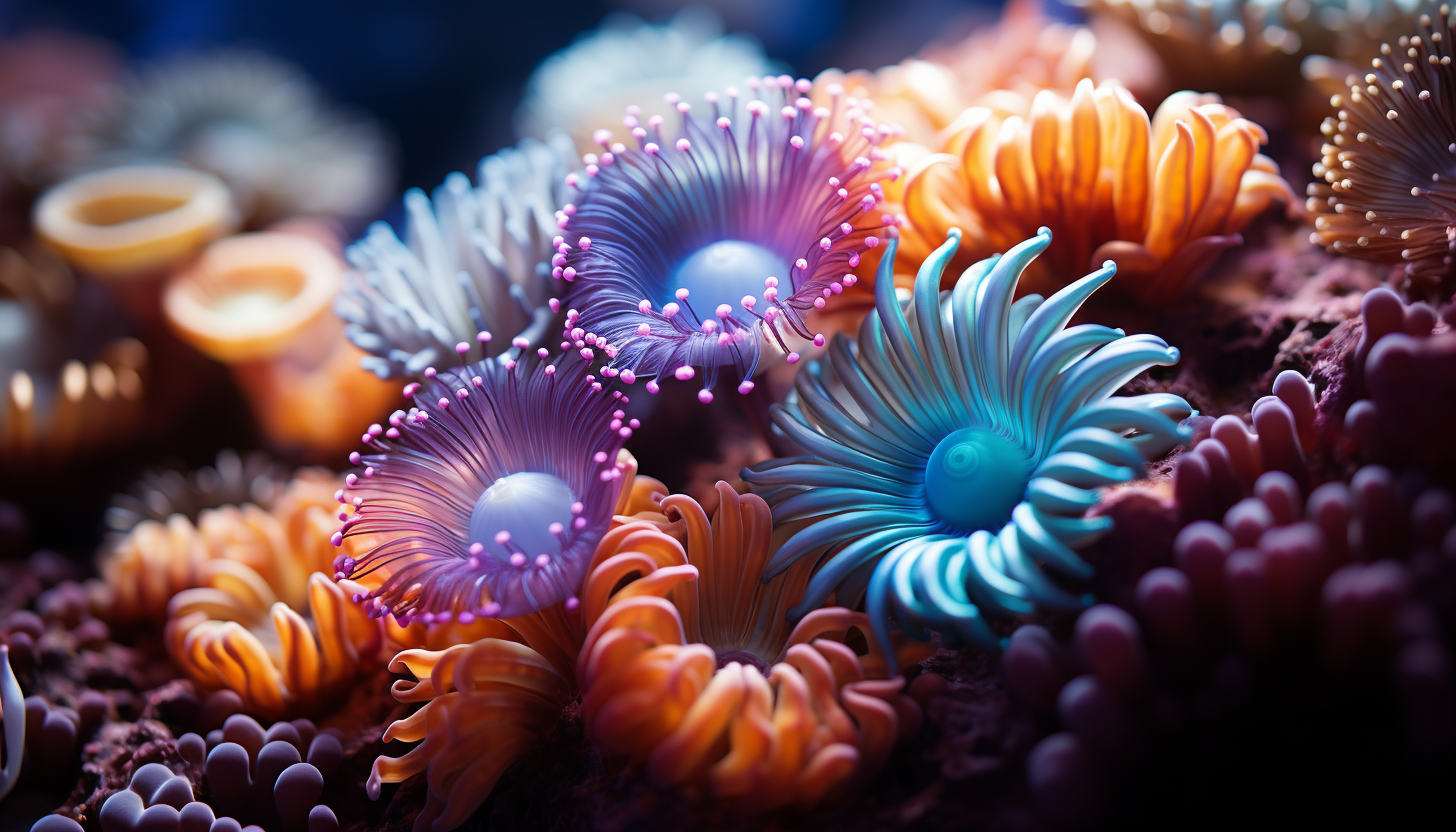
<box><xmin>895</xmin><ymin>79</ymin><xmax>1297</xmax><ymax>305</ymax></box>
<box><xmin>33</xmin><ymin>165</ymin><xmax>236</xmax><ymax>280</ymax></box>
<box><xmin>162</xmin><ymin>229</ymin><xmax>396</xmax><ymax>458</ymax></box>
<box><xmin>368</xmin><ymin>483</ymin><xmax>927</xmax><ymax>831</ymax></box>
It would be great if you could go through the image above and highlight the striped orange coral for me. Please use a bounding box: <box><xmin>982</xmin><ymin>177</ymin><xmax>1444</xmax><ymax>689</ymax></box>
<box><xmin>894</xmin><ymin>78</ymin><xmax>1297</xmax><ymax>305</ymax></box>
<box><xmin>367</xmin><ymin>484</ymin><xmax>926</xmax><ymax>831</ymax></box>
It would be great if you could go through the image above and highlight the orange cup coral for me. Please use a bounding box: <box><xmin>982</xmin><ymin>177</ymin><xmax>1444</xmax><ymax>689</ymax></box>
<box><xmin>162</xmin><ymin>230</ymin><xmax>396</xmax><ymax>457</ymax></box>
<box><xmin>894</xmin><ymin>79</ymin><xmax>1297</xmax><ymax>304</ymax></box>
<box><xmin>367</xmin><ymin>485</ymin><xmax>926</xmax><ymax>831</ymax></box>
<box><xmin>33</xmin><ymin>165</ymin><xmax>236</xmax><ymax>280</ymax></box>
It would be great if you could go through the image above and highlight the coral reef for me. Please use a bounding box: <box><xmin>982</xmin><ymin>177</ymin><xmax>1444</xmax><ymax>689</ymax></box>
<box><xmin>894</xmin><ymin>80</ymin><xmax>1297</xmax><ymax>304</ymax></box>
<box><xmin>743</xmin><ymin>229</ymin><xmax>1192</xmax><ymax>665</ymax></box>
<box><xmin>556</xmin><ymin>75</ymin><xmax>900</xmax><ymax>401</ymax></box>
<box><xmin>338</xmin><ymin>133</ymin><xmax>576</xmax><ymax>379</ymax></box>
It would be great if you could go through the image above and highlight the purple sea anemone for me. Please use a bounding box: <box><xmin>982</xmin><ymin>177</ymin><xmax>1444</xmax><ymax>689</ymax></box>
<box><xmin>333</xmin><ymin>352</ymin><xmax>634</xmax><ymax>621</ymax></box>
<box><xmin>554</xmin><ymin>75</ymin><xmax>901</xmax><ymax>402</ymax></box>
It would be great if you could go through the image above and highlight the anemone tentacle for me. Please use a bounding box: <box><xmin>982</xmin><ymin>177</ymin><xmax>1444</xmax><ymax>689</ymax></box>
<box><xmin>555</xmin><ymin>75</ymin><xmax>902</xmax><ymax>402</ymax></box>
<box><xmin>338</xmin><ymin>133</ymin><xmax>577</xmax><ymax>379</ymax></box>
<box><xmin>744</xmin><ymin>229</ymin><xmax>1194</xmax><ymax>668</ymax></box>
<box><xmin>334</xmin><ymin>353</ymin><xmax>634</xmax><ymax>621</ymax></box>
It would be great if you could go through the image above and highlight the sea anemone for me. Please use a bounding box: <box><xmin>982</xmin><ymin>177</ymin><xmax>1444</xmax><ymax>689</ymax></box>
<box><xmin>555</xmin><ymin>75</ymin><xmax>901</xmax><ymax>402</ymax></box>
<box><xmin>894</xmin><ymin>79</ymin><xmax>1296</xmax><ymax>305</ymax></box>
<box><xmin>368</xmin><ymin>485</ymin><xmax>927</xmax><ymax>831</ymax></box>
<box><xmin>75</xmin><ymin>50</ymin><xmax>392</xmax><ymax>225</ymax></box>
<box><xmin>337</xmin><ymin>132</ymin><xmax>577</xmax><ymax>379</ymax></box>
<box><xmin>162</xmin><ymin>476</ymin><xmax>383</xmax><ymax>717</ymax></box>
<box><xmin>333</xmin><ymin>352</ymin><xmax>633</xmax><ymax>622</ymax></box>
<box><xmin>96</xmin><ymin>468</ymin><xmax>343</xmax><ymax>625</ymax></box>
<box><xmin>162</xmin><ymin>230</ymin><xmax>397</xmax><ymax>457</ymax></box>
<box><xmin>1075</xmin><ymin>0</ymin><xmax>1422</xmax><ymax>95</ymax></box>
<box><xmin>576</xmin><ymin>485</ymin><xmax>927</xmax><ymax>808</ymax></box>
<box><xmin>0</xmin><ymin>244</ymin><xmax>148</xmax><ymax>467</ymax></box>
<box><xmin>515</xmin><ymin>6</ymin><xmax>783</xmax><ymax>154</ymax></box>
<box><xmin>742</xmin><ymin>229</ymin><xmax>1194</xmax><ymax>667</ymax></box>
<box><xmin>1308</xmin><ymin>8</ymin><xmax>1456</xmax><ymax>297</ymax></box>
<box><xmin>33</xmin><ymin>165</ymin><xmax>236</xmax><ymax>281</ymax></box>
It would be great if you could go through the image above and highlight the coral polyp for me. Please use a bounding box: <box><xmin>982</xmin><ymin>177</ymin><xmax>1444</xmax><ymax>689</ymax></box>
<box><xmin>1308</xmin><ymin>7</ymin><xmax>1456</xmax><ymax>296</ymax></box>
<box><xmin>334</xmin><ymin>353</ymin><xmax>632</xmax><ymax>621</ymax></box>
<box><xmin>556</xmin><ymin>75</ymin><xmax>900</xmax><ymax>402</ymax></box>
<box><xmin>743</xmin><ymin>230</ymin><xmax>1193</xmax><ymax>665</ymax></box>
<box><xmin>338</xmin><ymin>133</ymin><xmax>577</xmax><ymax>379</ymax></box>
<box><xmin>895</xmin><ymin>79</ymin><xmax>1295</xmax><ymax>304</ymax></box>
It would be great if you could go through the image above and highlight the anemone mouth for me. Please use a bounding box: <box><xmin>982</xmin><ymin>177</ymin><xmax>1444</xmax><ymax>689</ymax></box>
<box><xmin>556</xmin><ymin>75</ymin><xmax>899</xmax><ymax>400</ymax></box>
<box><xmin>468</xmin><ymin>471</ymin><xmax>579</xmax><ymax>566</ymax></box>
<box><xmin>669</xmin><ymin>239</ymin><xmax>790</xmax><ymax>311</ymax></box>
<box><xmin>923</xmin><ymin>427</ymin><xmax>1030</xmax><ymax>533</ymax></box>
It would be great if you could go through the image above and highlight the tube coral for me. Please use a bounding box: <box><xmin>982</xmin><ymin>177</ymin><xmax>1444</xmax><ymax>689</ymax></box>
<box><xmin>0</xmin><ymin>244</ymin><xmax>148</xmax><ymax>466</ymax></box>
<box><xmin>742</xmin><ymin>230</ymin><xmax>1193</xmax><ymax>666</ymax></box>
<box><xmin>33</xmin><ymin>166</ymin><xmax>236</xmax><ymax>280</ymax></box>
<box><xmin>75</xmin><ymin>50</ymin><xmax>392</xmax><ymax>224</ymax></box>
<box><xmin>334</xmin><ymin>352</ymin><xmax>633</xmax><ymax>622</ymax></box>
<box><xmin>337</xmin><ymin>133</ymin><xmax>576</xmax><ymax>379</ymax></box>
<box><xmin>163</xmin><ymin>230</ymin><xmax>397</xmax><ymax>457</ymax></box>
<box><xmin>556</xmin><ymin>75</ymin><xmax>900</xmax><ymax>402</ymax></box>
<box><xmin>368</xmin><ymin>485</ymin><xmax>926</xmax><ymax>831</ymax></box>
<box><xmin>515</xmin><ymin>7</ymin><xmax>782</xmax><ymax>154</ymax></box>
<box><xmin>895</xmin><ymin>79</ymin><xmax>1296</xmax><ymax>305</ymax></box>
<box><xmin>1308</xmin><ymin>7</ymin><xmax>1456</xmax><ymax>297</ymax></box>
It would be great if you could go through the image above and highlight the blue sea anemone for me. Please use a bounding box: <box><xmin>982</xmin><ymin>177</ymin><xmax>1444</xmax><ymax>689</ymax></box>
<box><xmin>337</xmin><ymin>133</ymin><xmax>577</xmax><ymax>379</ymax></box>
<box><xmin>332</xmin><ymin>352</ymin><xmax>634</xmax><ymax>621</ymax></box>
<box><xmin>742</xmin><ymin>228</ymin><xmax>1194</xmax><ymax>668</ymax></box>
<box><xmin>555</xmin><ymin>75</ymin><xmax>901</xmax><ymax>403</ymax></box>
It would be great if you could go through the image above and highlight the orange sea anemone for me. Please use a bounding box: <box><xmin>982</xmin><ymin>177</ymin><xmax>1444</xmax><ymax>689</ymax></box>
<box><xmin>894</xmin><ymin>79</ymin><xmax>1298</xmax><ymax>305</ymax></box>
<box><xmin>96</xmin><ymin>468</ymin><xmax>343</xmax><ymax>624</ymax></box>
<box><xmin>159</xmin><ymin>472</ymin><xmax>384</xmax><ymax>717</ymax></box>
<box><xmin>162</xmin><ymin>229</ymin><xmax>396</xmax><ymax>457</ymax></box>
<box><xmin>368</xmin><ymin>485</ymin><xmax>926</xmax><ymax>831</ymax></box>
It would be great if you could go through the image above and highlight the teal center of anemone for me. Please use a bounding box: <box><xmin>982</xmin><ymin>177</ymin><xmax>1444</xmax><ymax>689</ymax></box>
<box><xmin>469</xmin><ymin>471</ymin><xmax>577</xmax><ymax>562</ymax></box>
<box><xmin>670</xmin><ymin>240</ymin><xmax>790</xmax><ymax>312</ymax></box>
<box><xmin>923</xmin><ymin>427</ymin><xmax>1030</xmax><ymax>532</ymax></box>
